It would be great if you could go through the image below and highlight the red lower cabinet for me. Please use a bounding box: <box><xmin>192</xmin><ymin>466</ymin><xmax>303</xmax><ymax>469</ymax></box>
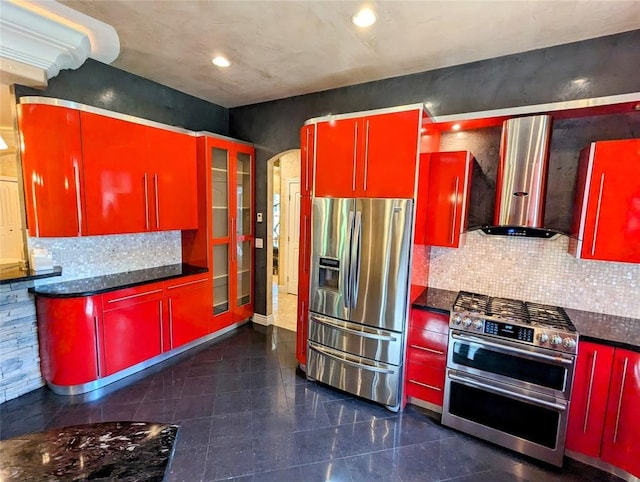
<box><xmin>566</xmin><ymin>342</ymin><xmax>640</xmax><ymax>478</ymax></box>
<box><xmin>600</xmin><ymin>348</ymin><xmax>640</xmax><ymax>478</ymax></box>
<box><xmin>101</xmin><ymin>297</ymin><xmax>163</xmax><ymax>376</ymax></box>
<box><xmin>164</xmin><ymin>275</ymin><xmax>212</xmax><ymax>349</ymax></box>
<box><xmin>404</xmin><ymin>308</ymin><xmax>449</xmax><ymax>410</ymax></box>
<box><xmin>35</xmin><ymin>296</ymin><xmax>102</xmax><ymax>386</ymax></box>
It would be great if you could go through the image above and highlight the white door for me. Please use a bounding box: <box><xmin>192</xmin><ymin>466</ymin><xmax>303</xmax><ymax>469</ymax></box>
<box><xmin>0</xmin><ymin>177</ymin><xmax>24</xmax><ymax>263</ymax></box>
<box><xmin>286</xmin><ymin>180</ymin><xmax>301</xmax><ymax>295</ymax></box>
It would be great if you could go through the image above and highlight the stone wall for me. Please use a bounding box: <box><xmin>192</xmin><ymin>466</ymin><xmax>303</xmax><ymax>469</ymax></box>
<box><xmin>0</xmin><ymin>281</ymin><xmax>43</xmax><ymax>403</ymax></box>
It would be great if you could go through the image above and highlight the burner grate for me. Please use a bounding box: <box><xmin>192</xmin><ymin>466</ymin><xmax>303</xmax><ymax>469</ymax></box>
<box><xmin>453</xmin><ymin>291</ymin><xmax>489</xmax><ymax>313</ymax></box>
<box><xmin>488</xmin><ymin>297</ymin><xmax>528</xmax><ymax>322</ymax></box>
<box><xmin>526</xmin><ymin>302</ymin><xmax>575</xmax><ymax>331</ymax></box>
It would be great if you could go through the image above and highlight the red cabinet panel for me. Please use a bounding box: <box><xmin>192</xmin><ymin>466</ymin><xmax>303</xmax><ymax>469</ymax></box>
<box><xmin>424</xmin><ymin>151</ymin><xmax>473</xmax><ymax>248</ymax></box>
<box><xmin>18</xmin><ymin>104</ymin><xmax>85</xmax><ymax>237</ymax></box>
<box><xmin>300</xmin><ymin>124</ymin><xmax>315</xmax><ymax>196</ymax></box>
<box><xmin>148</xmin><ymin>128</ymin><xmax>198</xmax><ymax>230</ymax></box>
<box><xmin>102</xmin><ymin>282</ymin><xmax>164</xmax><ymax>311</ymax></box>
<box><xmin>165</xmin><ymin>276</ymin><xmax>212</xmax><ymax>349</ymax></box>
<box><xmin>296</xmin><ymin>196</ymin><xmax>312</xmax><ymax>366</ymax></box>
<box><xmin>410</xmin><ymin>309</ymin><xmax>449</xmax><ymax>335</ymax></box>
<box><xmin>566</xmin><ymin>342</ymin><xmax>615</xmax><ymax>457</ymax></box>
<box><xmin>405</xmin><ymin>362</ymin><xmax>445</xmax><ymax>406</ymax></box>
<box><xmin>361</xmin><ymin>110</ymin><xmax>420</xmax><ymax>198</ymax></box>
<box><xmin>101</xmin><ymin>297</ymin><xmax>163</xmax><ymax>376</ymax></box>
<box><xmin>315</xmin><ymin>118</ymin><xmax>360</xmax><ymax>197</ymax></box>
<box><xmin>601</xmin><ymin>348</ymin><xmax>640</xmax><ymax>478</ymax></box>
<box><xmin>81</xmin><ymin>112</ymin><xmax>150</xmax><ymax>235</ymax></box>
<box><xmin>35</xmin><ymin>296</ymin><xmax>102</xmax><ymax>385</ymax></box>
<box><xmin>407</xmin><ymin>332</ymin><xmax>448</xmax><ymax>368</ymax></box>
<box><xmin>570</xmin><ymin>139</ymin><xmax>640</xmax><ymax>263</ymax></box>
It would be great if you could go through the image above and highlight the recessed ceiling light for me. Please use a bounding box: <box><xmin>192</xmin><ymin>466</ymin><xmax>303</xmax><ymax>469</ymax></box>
<box><xmin>352</xmin><ymin>7</ymin><xmax>376</xmax><ymax>28</ymax></box>
<box><xmin>452</xmin><ymin>123</ymin><xmax>461</xmax><ymax>131</ymax></box>
<box><xmin>212</xmin><ymin>56</ymin><xmax>230</xmax><ymax>68</ymax></box>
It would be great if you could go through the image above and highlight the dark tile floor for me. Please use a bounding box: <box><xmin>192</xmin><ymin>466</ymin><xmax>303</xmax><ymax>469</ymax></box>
<box><xmin>0</xmin><ymin>324</ymin><xmax>622</xmax><ymax>482</ymax></box>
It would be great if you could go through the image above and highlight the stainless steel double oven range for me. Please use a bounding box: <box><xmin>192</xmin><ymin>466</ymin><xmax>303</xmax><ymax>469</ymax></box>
<box><xmin>442</xmin><ymin>291</ymin><xmax>579</xmax><ymax>466</ymax></box>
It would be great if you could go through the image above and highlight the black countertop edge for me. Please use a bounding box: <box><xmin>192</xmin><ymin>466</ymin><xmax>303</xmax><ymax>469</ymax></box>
<box><xmin>0</xmin><ymin>266</ymin><xmax>62</xmax><ymax>285</ymax></box>
<box><xmin>411</xmin><ymin>287</ymin><xmax>457</xmax><ymax>315</ymax></box>
<box><xmin>29</xmin><ymin>263</ymin><xmax>208</xmax><ymax>298</ymax></box>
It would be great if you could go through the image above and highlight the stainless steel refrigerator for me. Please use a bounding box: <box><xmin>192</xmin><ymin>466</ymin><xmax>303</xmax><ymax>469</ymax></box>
<box><xmin>307</xmin><ymin>197</ymin><xmax>413</xmax><ymax>411</ymax></box>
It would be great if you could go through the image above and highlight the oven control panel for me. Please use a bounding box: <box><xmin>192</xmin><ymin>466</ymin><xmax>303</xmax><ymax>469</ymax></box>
<box><xmin>450</xmin><ymin>312</ymin><xmax>578</xmax><ymax>354</ymax></box>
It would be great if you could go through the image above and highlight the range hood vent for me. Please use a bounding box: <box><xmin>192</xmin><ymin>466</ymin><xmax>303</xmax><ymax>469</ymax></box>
<box><xmin>483</xmin><ymin>114</ymin><xmax>560</xmax><ymax>238</ymax></box>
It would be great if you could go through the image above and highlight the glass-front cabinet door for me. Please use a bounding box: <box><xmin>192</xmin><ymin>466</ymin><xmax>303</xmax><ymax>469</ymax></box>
<box><xmin>236</xmin><ymin>240</ymin><xmax>252</xmax><ymax>308</ymax></box>
<box><xmin>212</xmin><ymin>244</ymin><xmax>229</xmax><ymax>315</ymax></box>
<box><xmin>211</xmin><ymin>147</ymin><xmax>229</xmax><ymax>239</ymax></box>
<box><xmin>235</xmin><ymin>151</ymin><xmax>253</xmax><ymax>314</ymax></box>
<box><xmin>236</xmin><ymin>152</ymin><xmax>252</xmax><ymax>236</ymax></box>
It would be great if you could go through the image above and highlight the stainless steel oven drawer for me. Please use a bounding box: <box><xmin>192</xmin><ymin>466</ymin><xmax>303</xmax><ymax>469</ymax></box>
<box><xmin>308</xmin><ymin>313</ymin><xmax>403</xmax><ymax>365</ymax></box>
<box><xmin>307</xmin><ymin>341</ymin><xmax>400</xmax><ymax>408</ymax></box>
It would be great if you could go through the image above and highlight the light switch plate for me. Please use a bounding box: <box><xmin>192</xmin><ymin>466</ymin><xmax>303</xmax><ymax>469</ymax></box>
<box><xmin>257</xmin><ymin>212</ymin><xmax>263</xmax><ymax>222</ymax></box>
<box><xmin>255</xmin><ymin>238</ymin><xmax>264</xmax><ymax>248</ymax></box>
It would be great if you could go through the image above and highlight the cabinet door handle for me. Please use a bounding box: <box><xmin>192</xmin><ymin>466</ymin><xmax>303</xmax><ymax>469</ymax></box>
<box><xmin>93</xmin><ymin>315</ymin><xmax>101</xmax><ymax>378</ymax></box>
<box><xmin>591</xmin><ymin>173</ymin><xmax>605</xmax><ymax>256</ymax></box>
<box><xmin>363</xmin><ymin>120</ymin><xmax>370</xmax><ymax>192</ymax></box>
<box><xmin>73</xmin><ymin>164</ymin><xmax>83</xmax><ymax>236</ymax></box>
<box><xmin>143</xmin><ymin>173</ymin><xmax>149</xmax><ymax>230</ymax></box>
<box><xmin>305</xmin><ymin>127</ymin><xmax>310</xmax><ymax>192</ymax></box>
<box><xmin>613</xmin><ymin>357</ymin><xmax>629</xmax><ymax>444</ymax></box>
<box><xmin>159</xmin><ymin>299</ymin><xmax>164</xmax><ymax>352</ymax></box>
<box><xmin>352</xmin><ymin>122</ymin><xmax>358</xmax><ymax>192</ymax></box>
<box><xmin>408</xmin><ymin>379</ymin><xmax>442</xmax><ymax>392</ymax></box>
<box><xmin>231</xmin><ymin>218</ymin><xmax>235</xmax><ymax>263</ymax></box>
<box><xmin>168</xmin><ymin>298</ymin><xmax>174</xmax><ymax>349</ymax></box>
<box><xmin>106</xmin><ymin>289</ymin><xmax>163</xmax><ymax>304</ymax></box>
<box><xmin>583</xmin><ymin>350</ymin><xmax>598</xmax><ymax>433</ymax></box>
<box><xmin>302</xmin><ymin>215</ymin><xmax>308</xmax><ymax>275</ymax></box>
<box><xmin>154</xmin><ymin>173</ymin><xmax>160</xmax><ymax>229</ymax></box>
<box><xmin>450</xmin><ymin>176</ymin><xmax>460</xmax><ymax>245</ymax></box>
<box><xmin>410</xmin><ymin>344</ymin><xmax>444</xmax><ymax>356</ymax></box>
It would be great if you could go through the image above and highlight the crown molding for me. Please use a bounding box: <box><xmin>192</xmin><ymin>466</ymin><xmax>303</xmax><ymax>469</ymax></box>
<box><xmin>0</xmin><ymin>0</ymin><xmax>119</xmax><ymax>83</ymax></box>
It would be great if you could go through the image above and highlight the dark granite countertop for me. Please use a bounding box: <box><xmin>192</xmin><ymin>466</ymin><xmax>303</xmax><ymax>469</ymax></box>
<box><xmin>411</xmin><ymin>287</ymin><xmax>639</xmax><ymax>352</ymax></box>
<box><xmin>565</xmin><ymin>308</ymin><xmax>640</xmax><ymax>353</ymax></box>
<box><xmin>411</xmin><ymin>287</ymin><xmax>458</xmax><ymax>315</ymax></box>
<box><xmin>0</xmin><ymin>421</ymin><xmax>177</xmax><ymax>481</ymax></box>
<box><xmin>0</xmin><ymin>265</ymin><xmax>62</xmax><ymax>285</ymax></box>
<box><xmin>30</xmin><ymin>263</ymin><xmax>208</xmax><ymax>298</ymax></box>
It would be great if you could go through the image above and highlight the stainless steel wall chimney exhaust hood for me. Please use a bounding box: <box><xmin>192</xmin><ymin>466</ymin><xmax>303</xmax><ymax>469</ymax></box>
<box><xmin>481</xmin><ymin>114</ymin><xmax>560</xmax><ymax>238</ymax></box>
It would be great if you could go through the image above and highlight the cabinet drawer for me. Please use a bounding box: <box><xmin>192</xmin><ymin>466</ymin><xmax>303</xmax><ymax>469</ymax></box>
<box><xmin>410</xmin><ymin>309</ymin><xmax>449</xmax><ymax>335</ymax></box>
<box><xmin>407</xmin><ymin>344</ymin><xmax>447</xmax><ymax>369</ymax></box>
<box><xmin>405</xmin><ymin>362</ymin><xmax>445</xmax><ymax>406</ymax></box>
<box><xmin>102</xmin><ymin>282</ymin><xmax>164</xmax><ymax>311</ymax></box>
<box><xmin>408</xmin><ymin>327</ymin><xmax>448</xmax><ymax>354</ymax></box>
<box><xmin>164</xmin><ymin>273</ymin><xmax>210</xmax><ymax>294</ymax></box>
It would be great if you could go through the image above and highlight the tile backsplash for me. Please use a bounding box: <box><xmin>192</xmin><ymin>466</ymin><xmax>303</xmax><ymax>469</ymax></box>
<box><xmin>427</xmin><ymin>231</ymin><xmax>640</xmax><ymax>318</ymax></box>
<box><xmin>28</xmin><ymin>231</ymin><xmax>182</xmax><ymax>284</ymax></box>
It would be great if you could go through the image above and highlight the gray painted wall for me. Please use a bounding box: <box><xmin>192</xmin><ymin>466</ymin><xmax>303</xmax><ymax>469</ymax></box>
<box><xmin>15</xmin><ymin>59</ymin><xmax>228</xmax><ymax>134</ymax></box>
<box><xmin>229</xmin><ymin>29</ymin><xmax>640</xmax><ymax>316</ymax></box>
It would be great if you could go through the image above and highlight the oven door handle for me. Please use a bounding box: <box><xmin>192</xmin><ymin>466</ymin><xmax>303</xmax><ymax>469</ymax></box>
<box><xmin>448</xmin><ymin>371</ymin><xmax>568</xmax><ymax>412</ymax></box>
<box><xmin>451</xmin><ymin>333</ymin><xmax>574</xmax><ymax>365</ymax></box>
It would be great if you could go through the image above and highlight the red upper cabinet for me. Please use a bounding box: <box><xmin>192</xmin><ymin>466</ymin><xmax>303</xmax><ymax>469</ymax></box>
<box><xmin>315</xmin><ymin>117</ymin><xmax>360</xmax><ymax>197</ymax></box>
<box><xmin>566</xmin><ymin>341</ymin><xmax>615</xmax><ymax>457</ymax></box>
<box><xmin>300</xmin><ymin>124</ymin><xmax>315</xmax><ymax>196</ymax></box>
<box><xmin>314</xmin><ymin>108</ymin><xmax>422</xmax><ymax>199</ymax></box>
<box><xmin>423</xmin><ymin>151</ymin><xmax>473</xmax><ymax>248</ymax></box>
<box><xmin>362</xmin><ymin>110</ymin><xmax>421</xmax><ymax>198</ymax></box>
<box><xmin>147</xmin><ymin>127</ymin><xmax>198</xmax><ymax>230</ymax></box>
<box><xmin>569</xmin><ymin>139</ymin><xmax>640</xmax><ymax>263</ymax></box>
<box><xmin>18</xmin><ymin>103</ymin><xmax>86</xmax><ymax>237</ymax></box>
<box><xmin>81</xmin><ymin>111</ymin><xmax>151</xmax><ymax>235</ymax></box>
<box><xmin>600</xmin><ymin>348</ymin><xmax>640</xmax><ymax>478</ymax></box>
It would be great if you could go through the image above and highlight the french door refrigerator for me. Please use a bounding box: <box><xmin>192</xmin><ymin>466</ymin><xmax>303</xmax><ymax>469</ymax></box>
<box><xmin>307</xmin><ymin>197</ymin><xmax>413</xmax><ymax>411</ymax></box>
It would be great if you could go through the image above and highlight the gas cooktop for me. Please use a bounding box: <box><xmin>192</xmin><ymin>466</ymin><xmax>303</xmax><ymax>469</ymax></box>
<box><xmin>451</xmin><ymin>291</ymin><xmax>578</xmax><ymax>354</ymax></box>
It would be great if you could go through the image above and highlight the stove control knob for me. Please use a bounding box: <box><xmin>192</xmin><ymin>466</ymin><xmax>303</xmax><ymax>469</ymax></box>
<box><xmin>563</xmin><ymin>338</ymin><xmax>577</xmax><ymax>350</ymax></box>
<box><xmin>462</xmin><ymin>317</ymin><xmax>472</xmax><ymax>328</ymax></box>
<box><xmin>550</xmin><ymin>335</ymin><xmax>563</xmax><ymax>346</ymax></box>
<box><xmin>473</xmin><ymin>320</ymin><xmax>483</xmax><ymax>330</ymax></box>
<box><xmin>452</xmin><ymin>314</ymin><xmax>462</xmax><ymax>325</ymax></box>
<box><xmin>537</xmin><ymin>332</ymin><xmax>549</xmax><ymax>344</ymax></box>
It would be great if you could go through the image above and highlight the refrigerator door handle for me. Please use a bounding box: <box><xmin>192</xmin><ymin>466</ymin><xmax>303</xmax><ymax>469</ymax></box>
<box><xmin>351</xmin><ymin>211</ymin><xmax>362</xmax><ymax>308</ymax></box>
<box><xmin>345</xmin><ymin>210</ymin><xmax>355</xmax><ymax>308</ymax></box>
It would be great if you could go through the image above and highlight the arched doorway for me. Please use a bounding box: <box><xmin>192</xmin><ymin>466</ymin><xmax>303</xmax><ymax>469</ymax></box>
<box><xmin>263</xmin><ymin>149</ymin><xmax>301</xmax><ymax>331</ymax></box>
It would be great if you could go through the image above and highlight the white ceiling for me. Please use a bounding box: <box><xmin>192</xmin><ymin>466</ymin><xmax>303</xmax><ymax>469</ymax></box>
<box><xmin>41</xmin><ymin>1</ymin><xmax>640</xmax><ymax>108</ymax></box>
